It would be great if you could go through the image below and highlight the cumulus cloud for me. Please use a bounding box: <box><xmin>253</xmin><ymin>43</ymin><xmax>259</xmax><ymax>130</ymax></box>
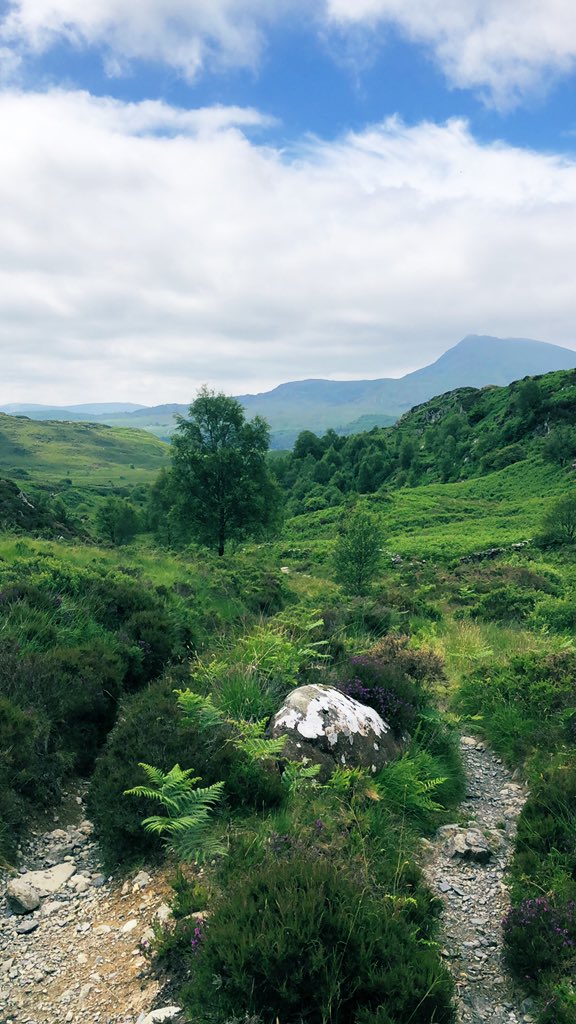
<box><xmin>3</xmin><ymin>1</ymin><xmax>576</xmax><ymax>104</ymax></box>
<box><xmin>1</xmin><ymin>89</ymin><xmax>576</xmax><ymax>404</ymax></box>
<box><xmin>326</xmin><ymin>0</ymin><xmax>576</xmax><ymax>107</ymax></box>
<box><xmin>0</xmin><ymin>0</ymin><xmax>303</xmax><ymax>80</ymax></box>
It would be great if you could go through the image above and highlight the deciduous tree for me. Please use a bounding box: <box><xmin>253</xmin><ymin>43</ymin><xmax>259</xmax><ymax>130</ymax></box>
<box><xmin>171</xmin><ymin>387</ymin><xmax>281</xmax><ymax>556</ymax></box>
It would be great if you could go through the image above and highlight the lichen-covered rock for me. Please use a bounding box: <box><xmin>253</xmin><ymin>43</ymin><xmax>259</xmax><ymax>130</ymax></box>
<box><xmin>269</xmin><ymin>684</ymin><xmax>403</xmax><ymax>778</ymax></box>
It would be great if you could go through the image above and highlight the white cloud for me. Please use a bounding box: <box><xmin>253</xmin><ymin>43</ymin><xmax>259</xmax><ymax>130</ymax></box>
<box><xmin>0</xmin><ymin>0</ymin><xmax>302</xmax><ymax>80</ymax></box>
<box><xmin>1</xmin><ymin>89</ymin><xmax>576</xmax><ymax>404</ymax></box>
<box><xmin>326</xmin><ymin>0</ymin><xmax>576</xmax><ymax>107</ymax></box>
<box><xmin>3</xmin><ymin>1</ymin><xmax>576</xmax><ymax>104</ymax></box>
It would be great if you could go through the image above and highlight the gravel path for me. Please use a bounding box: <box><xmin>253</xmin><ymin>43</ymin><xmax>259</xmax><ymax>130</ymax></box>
<box><xmin>0</xmin><ymin>791</ymin><xmax>182</xmax><ymax>1024</ymax></box>
<box><xmin>424</xmin><ymin>736</ymin><xmax>535</xmax><ymax>1024</ymax></box>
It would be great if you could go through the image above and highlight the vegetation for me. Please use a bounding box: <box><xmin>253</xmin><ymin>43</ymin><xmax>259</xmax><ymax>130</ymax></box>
<box><xmin>169</xmin><ymin>387</ymin><xmax>282</xmax><ymax>555</ymax></box>
<box><xmin>3</xmin><ymin>366</ymin><xmax>576</xmax><ymax>1021</ymax></box>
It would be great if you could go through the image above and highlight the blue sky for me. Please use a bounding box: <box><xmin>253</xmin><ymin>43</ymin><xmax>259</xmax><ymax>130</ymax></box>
<box><xmin>2</xmin><ymin>1</ymin><xmax>576</xmax><ymax>404</ymax></box>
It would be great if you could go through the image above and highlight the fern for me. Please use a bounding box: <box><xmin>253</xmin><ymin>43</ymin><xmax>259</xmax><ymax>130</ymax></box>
<box><xmin>176</xmin><ymin>689</ymin><xmax>225</xmax><ymax>730</ymax></box>
<box><xmin>281</xmin><ymin>760</ymin><xmax>321</xmax><ymax>793</ymax></box>
<box><xmin>376</xmin><ymin>751</ymin><xmax>448</xmax><ymax>825</ymax></box>
<box><xmin>125</xmin><ymin>763</ymin><xmax>226</xmax><ymax>864</ymax></box>
<box><xmin>230</xmin><ymin>718</ymin><xmax>287</xmax><ymax>762</ymax></box>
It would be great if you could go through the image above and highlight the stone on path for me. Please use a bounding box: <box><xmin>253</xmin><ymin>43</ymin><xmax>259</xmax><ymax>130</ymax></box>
<box><xmin>137</xmin><ymin>1008</ymin><xmax>183</xmax><ymax>1024</ymax></box>
<box><xmin>6</xmin><ymin>879</ymin><xmax>41</xmax><ymax>914</ymax></box>
<box><xmin>12</xmin><ymin>863</ymin><xmax>76</xmax><ymax>899</ymax></box>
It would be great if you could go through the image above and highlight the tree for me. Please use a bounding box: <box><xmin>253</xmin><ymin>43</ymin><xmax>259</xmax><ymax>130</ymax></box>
<box><xmin>96</xmin><ymin>496</ymin><xmax>139</xmax><ymax>545</ymax></box>
<box><xmin>541</xmin><ymin>492</ymin><xmax>576</xmax><ymax>544</ymax></box>
<box><xmin>171</xmin><ymin>387</ymin><xmax>281</xmax><ymax>556</ymax></box>
<box><xmin>333</xmin><ymin>506</ymin><xmax>384</xmax><ymax>596</ymax></box>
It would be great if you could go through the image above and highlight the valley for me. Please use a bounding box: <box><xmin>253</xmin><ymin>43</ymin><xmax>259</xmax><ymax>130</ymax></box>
<box><xmin>0</xmin><ymin>367</ymin><xmax>575</xmax><ymax>1024</ymax></box>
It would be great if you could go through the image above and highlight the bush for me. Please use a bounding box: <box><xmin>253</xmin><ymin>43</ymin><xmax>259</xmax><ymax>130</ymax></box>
<box><xmin>0</xmin><ymin>696</ymin><xmax>55</xmax><ymax>860</ymax></box>
<box><xmin>182</xmin><ymin>851</ymin><xmax>455</xmax><ymax>1024</ymax></box>
<box><xmin>339</xmin><ymin>636</ymin><xmax>444</xmax><ymax>736</ymax></box>
<box><xmin>503</xmin><ymin>896</ymin><xmax>576</xmax><ymax>988</ymax></box>
<box><xmin>87</xmin><ymin>674</ymin><xmax>282</xmax><ymax>867</ymax></box>
<box><xmin>455</xmin><ymin>650</ymin><xmax>576</xmax><ymax>763</ymax></box>
<box><xmin>510</xmin><ymin>759</ymin><xmax>576</xmax><ymax>905</ymax></box>
<box><xmin>470</xmin><ymin>584</ymin><xmax>536</xmax><ymax>623</ymax></box>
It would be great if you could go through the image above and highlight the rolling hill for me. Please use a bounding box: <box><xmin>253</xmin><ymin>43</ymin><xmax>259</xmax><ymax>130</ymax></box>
<box><xmin>0</xmin><ymin>413</ymin><xmax>170</xmax><ymax>487</ymax></box>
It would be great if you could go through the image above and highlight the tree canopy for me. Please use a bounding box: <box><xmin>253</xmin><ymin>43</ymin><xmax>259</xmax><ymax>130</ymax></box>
<box><xmin>171</xmin><ymin>387</ymin><xmax>281</xmax><ymax>555</ymax></box>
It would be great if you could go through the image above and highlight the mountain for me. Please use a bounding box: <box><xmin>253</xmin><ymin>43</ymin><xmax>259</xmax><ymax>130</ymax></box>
<box><xmin>0</xmin><ymin>402</ymin><xmax>145</xmax><ymax>417</ymax></box>
<box><xmin>236</xmin><ymin>336</ymin><xmax>576</xmax><ymax>438</ymax></box>
<box><xmin>5</xmin><ymin>335</ymin><xmax>576</xmax><ymax>447</ymax></box>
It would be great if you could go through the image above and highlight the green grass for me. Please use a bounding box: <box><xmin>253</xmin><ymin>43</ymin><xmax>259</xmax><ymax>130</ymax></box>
<box><xmin>0</xmin><ymin>412</ymin><xmax>169</xmax><ymax>488</ymax></box>
<box><xmin>284</xmin><ymin>458</ymin><xmax>568</xmax><ymax>561</ymax></box>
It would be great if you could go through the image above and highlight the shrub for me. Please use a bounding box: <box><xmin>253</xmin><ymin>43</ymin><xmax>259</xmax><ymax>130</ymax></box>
<box><xmin>538</xmin><ymin>981</ymin><xmax>576</xmax><ymax>1024</ymax></box>
<box><xmin>510</xmin><ymin>759</ymin><xmax>576</xmax><ymax>905</ymax></box>
<box><xmin>87</xmin><ymin>674</ymin><xmax>282</xmax><ymax>867</ymax></box>
<box><xmin>339</xmin><ymin>636</ymin><xmax>444</xmax><ymax>735</ymax></box>
<box><xmin>456</xmin><ymin>651</ymin><xmax>576</xmax><ymax>763</ymax></box>
<box><xmin>182</xmin><ymin>851</ymin><xmax>455</xmax><ymax>1024</ymax></box>
<box><xmin>502</xmin><ymin>897</ymin><xmax>576</xmax><ymax>988</ymax></box>
<box><xmin>470</xmin><ymin>584</ymin><xmax>536</xmax><ymax>623</ymax></box>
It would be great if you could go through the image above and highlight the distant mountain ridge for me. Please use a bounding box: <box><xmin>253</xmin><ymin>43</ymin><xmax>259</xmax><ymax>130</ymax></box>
<box><xmin>4</xmin><ymin>335</ymin><xmax>576</xmax><ymax>447</ymax></box>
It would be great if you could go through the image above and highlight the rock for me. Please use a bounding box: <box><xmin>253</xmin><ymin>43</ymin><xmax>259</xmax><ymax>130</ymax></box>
<box><xmin>269</xmin><ymin>684</ymin><xmax>404</xmax><ymax>777</ymax></box>
<box><xmin>93</xmin><ymin>924</ymin><xmax>112</xmax><ymax>936</ymax></box>
<box><xmin>446</xmin><ymin>828</ymin><xmax>494</xmax><ymax>863</ymax></box>
<box><xmin>69</xmin><ymin>875</ymin><xmax>90</xmax><ymax>894</ymax></box>
<box><xmin>13</xmin><ymin>863</ymin><xmax>76</xmax><ymax>898</ymax></box>
<box><xmin>138</xmin><ymin>1008</ymin><xmax>183</xmax><ymax>1024</ymax></box>
<box><xmin>90</xmin><ymin>874</ymin><xmax>107</xmax><ymax>888</ymax></box>
<box><xmin>120</xmin><ymin>919</ymin><xmax>138</xmax><ymax>934</ymax></box>
<box><xmin>154</xmin><ymin>903</ymin><xmax>172</xmax><ymax>926</ymax></box>
<box><xmin>6</xmin><ymin>879</ymin><xmax>41</xmax><ymax>915</ymax></box>
<box><xmin>132</xmin><ymin>871</ymin><xmax>151</xmax><ymax>891</ymax></box>
<box><xmin>16</xmin><ymin>918</ymin><xmax>39</xmax><ymax>935</ymax></box>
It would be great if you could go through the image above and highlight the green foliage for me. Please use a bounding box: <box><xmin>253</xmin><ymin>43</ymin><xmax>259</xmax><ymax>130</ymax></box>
<box><xmin>333</xmin><ymin>506</ymin><xmax>384</xmax><ymax>596</ymax></box>
<box><xmin>510</xmin><ymin>758</ymin><xmax>576</xmax><ymax>906</ymax></box>
<box><xmin>88</xmin><ymin>675</ymin><xmax>283</xmax><ymax>867</ymax></box>
<box><xmin>455</xmin><ymin>650</ymin><xmax>576</xmax><ymax>764</ymax></box>
<box><xmin>126</xmin><ymin>762</ymin><xmax>226</xmax><ymax>864</ymax></box>
<box><xmin>182</xmin><ymin>851</ymin><xmax>455</xmax><ymax>1024</ymax></box>
<box><xmin>171</xmin><ymin>387</ymin><xmax>282</xmax><ymax>556</ymax></box>
<box><xmin>540</xmin><ymin>491</ymin><xmax>576</xmax><ymax>544</ymax></box>
<box><xmin>96</xmin><ymin>496</ymin><xmax>139</xmax><ymax>544</ymax></box>
<box><xmin>375</xmin><ymin>749</ymin><xmax>450</xmax><ymax>831</ymax></box>
<box><xmin>470</xmin><ymin>584</ymin><xmax>536</xmax><ymax>623</ymax></box>
<box><xmin>0</xmin><ymin>477</ymin><xmax>80</xmax><ymax>538</ymax></box>
<box><xmin>0</xmin><ymin>696</ymin><xmax>52</xmax><ymax>861</ymax></box>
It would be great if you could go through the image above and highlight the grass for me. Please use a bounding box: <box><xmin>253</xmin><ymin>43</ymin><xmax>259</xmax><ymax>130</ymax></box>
<box><xmin>284</xmin><ymin>458</ymin><xmax>568</xmax><ymax>562</ymax></box>
<box><xmin>0</xmin><ymin>412</ymin><xmax>169</xmax><ymax>488</ymax></box>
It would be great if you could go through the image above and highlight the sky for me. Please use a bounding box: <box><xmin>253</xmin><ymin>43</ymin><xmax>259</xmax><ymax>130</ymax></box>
<box><xmin>2</xmin><ymin>1</ymin><xmax>576</xmax><ymax>405</ymax></box>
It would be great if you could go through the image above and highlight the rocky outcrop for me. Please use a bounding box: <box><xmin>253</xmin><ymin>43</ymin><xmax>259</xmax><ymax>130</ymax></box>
<box><xmin>269</xmin><ymin>684</ymin><xmax>403</xmax><ymax>778</ymax></box>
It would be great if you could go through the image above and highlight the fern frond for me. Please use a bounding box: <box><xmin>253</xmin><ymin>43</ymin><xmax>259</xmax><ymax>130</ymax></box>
<box><xmin>126</xmin><ymin>760</ymin><xmax>226</xmax><ymax>864</ymax></box>
<box><xmin>176</xmin><ymin>689</ymin><xmax>225</xmax><ymax>730</ymax></box>
<box><xmin>236</xmin><ymin>736</ymin><xmax>287</xmax><ymax>761</ymax></box>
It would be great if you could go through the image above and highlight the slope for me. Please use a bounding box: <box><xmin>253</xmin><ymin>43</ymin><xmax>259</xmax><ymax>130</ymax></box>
<box><xmin>0</xmin><ymin>413</ymin><xmax>170</xmax><ymax>487</ymax></box>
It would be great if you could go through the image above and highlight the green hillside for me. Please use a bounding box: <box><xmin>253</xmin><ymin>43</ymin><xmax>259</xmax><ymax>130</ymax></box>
<box><xmin>273</xmin><ymin>368</ymin><xmax>576</xmax><ymax>515</ymax></box>
<box><xmin>0</xmin><ymin>413</ymin><xmax>170</xmax><ymax>487</ymax></box>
